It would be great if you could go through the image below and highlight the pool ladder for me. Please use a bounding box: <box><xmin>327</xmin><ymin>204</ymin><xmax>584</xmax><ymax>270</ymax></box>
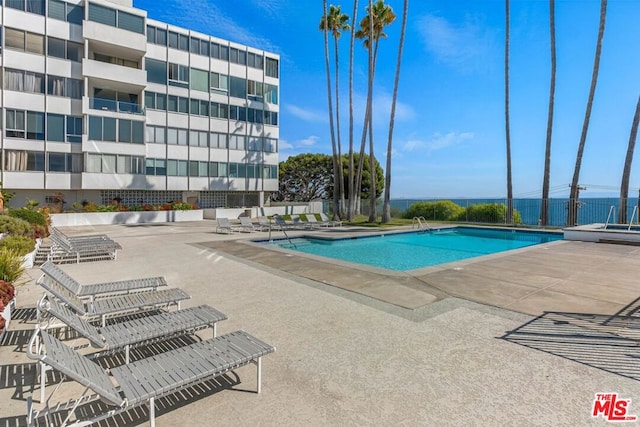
<box><xmin>268</xmin><ymin>214</ymin><xmax>297</xmax><ymax>248</ymax></box>
<box><xmin>604</xmin><ymin>205</ymin><xmax>615</xmax><ymax>229</ymax></box>
<box><xmin>412</xmin><ymin>216</ymin><xmax>431</xmax><ymax>232</ymax></box>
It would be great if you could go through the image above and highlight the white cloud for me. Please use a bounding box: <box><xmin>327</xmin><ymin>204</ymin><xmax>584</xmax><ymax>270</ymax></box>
<box><xmin>416</xmin><ymin>14</ymin><xmax>496</xmax><ymax>72</ymax></box>
<box><xmin>286</xmin><ymin>105</ymin><xmax>326</xmax><ymax>122</ymax></box>
<box><xmin>249</xmin><ymin>0</ymin><xmax>285</xmax><ymax>19</ymax></box>
<box><xmin>403</xmin><ymin>132</ymin><xmax>474</xmax><ymax>152</ymax></box>
<box><xmin>278</xmin><ymin>139</ymin><xmax>293</xmax><ymax>150</ymax></box>
<box><xmin>298</xmin><ymin>136</ymin><xmax>320</xmax><ymax>147</ymax></box>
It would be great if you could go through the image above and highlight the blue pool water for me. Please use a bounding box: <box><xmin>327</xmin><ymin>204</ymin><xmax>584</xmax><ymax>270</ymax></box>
<box><xmin>267</xmin><ymin>227</ymin><xmax>562</xmax><ymax>271</ymax></box>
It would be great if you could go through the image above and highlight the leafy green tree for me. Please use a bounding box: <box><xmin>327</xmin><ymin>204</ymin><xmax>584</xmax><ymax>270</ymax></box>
<box><xmin>273</xmin><ymin>154</ymin><xmax>333</xmax><ymax>202</ymax></box>
<box><xmin>339</xmin><ymin>153</ymin><xmax>384</xmax><ymax>201</ymax></box>
<box><xmin>273</xmin><ymin>153</ymin><xmax>384</xmax><ymax>203</ymax></box>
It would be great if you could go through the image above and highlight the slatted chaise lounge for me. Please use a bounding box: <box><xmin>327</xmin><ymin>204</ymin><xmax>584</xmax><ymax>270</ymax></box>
<box><xmin>35</xmin><ymin>295</ymin><xmax>228</xmax><ymax>402</ymax></box>
<box><xmin>37</xmin><ymin>267</ymin><xmax>190</xmax><ymax>327</ymax></box>
<box><xmin>305</xmin><ymin>215</ymin><xmax>328</xmax><ymax>228</ymax></box>
<box><xmin>39</xmin><ymin>261</ymin><xmax>167</xmax><ymax>303</ymax></box>
<box><xmin>319</xmin><ymin>212</ymin><xmax>342</xmax><ymax>227</ymax></box>
<box><xmin>239</xmin><ymin>216</ymin><xmax>260</xmax><ymax>232</ymax></box>
<box><xmin>49</xmin><ymin>228</ymin><xmax>122</xmax><ymax>264</ymax></box>
<box><xmin>216</xmin><ymin>217</ymin><xmax>241</xmax><ymax>234</ymax></box>
<box><xmin>27</xmin><ymin>327</ymin><xmax>275</xmax><ymax>427</ymax></box>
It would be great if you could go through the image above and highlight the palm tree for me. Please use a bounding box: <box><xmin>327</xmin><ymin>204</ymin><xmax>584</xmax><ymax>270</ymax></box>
<box><xmin>568</xmin><ymin>0</ymin><xmax>607</xmax><ymax>226</ymax></box>
<box><xmin>319</xmin><ymin>2</ymin><xmax>340</xmax><ymax>219</ymax></box>
<box><xmin>540</xmin><ymin>0</ymin><xmax>556</xmax><ymax>227</ymax></box>
<box><xmin>618</xmin><ymin>95</ymin><xmax>640</xmax><ymax>224</ymax></box>
<box><xmin>347</xmin><ymin>0</ymin><xmax>359</xmax><ymax>220</ymax></box>
<box><xmin>504</xmin><ymin>0</ymin><xmax>513</xmax><ymax>224</ymax></box>
<box><xmin>382</xmin><ymin>0</ymin><xmax>408</xmax><ymax>224</ymax></box>
<box><xmin>354</xmin><ymin>0</ymin><xmax>396</xmax><ymax>221</ymax></box>
<box><xmin>320</xmin><ymin>6</ymin><xmax>351</xmax><ymax>219</ymax></box>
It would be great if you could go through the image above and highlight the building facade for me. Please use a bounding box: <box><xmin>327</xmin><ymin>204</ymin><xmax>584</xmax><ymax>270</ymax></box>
<box><xmin>0</xmin><ymin>0</ymin><xmax>279</xmax><ymax>209</ymax></box>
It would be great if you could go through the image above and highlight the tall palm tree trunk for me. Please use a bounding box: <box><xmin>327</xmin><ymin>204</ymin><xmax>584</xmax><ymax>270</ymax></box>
<box><xmin>367</xmin><ymin>0</ymin><xmax>377</xmax><ymax>222</ymax></box>
<box><xmin>568</xmin><ymin>0</ymin><xmax>607</xmax><ymax>226</ymax></box>
<box><xmin>382</xmin><ymin>0</ymin><xmax>408</xmax><ymax>223</ymax></box>
<box><xmin>540</xmin><ymin>0</ymin><xmax>556</xmax><ymax>226</ymax></box>
<box><xmin>334</xmin><ymin>35</ymin><xmax>345</xmax><ymax>218</ymax></box>
<box><xmin>321</xmin><ymin>1</ymin><xmax>340</xmax><ymax>219</ymax></box>
<box><xmin>505</xmin><ymin>0</ymin><xmax>513</xmax><ymax>224</ymax></box>
<box><xmin>619</xmin><ymin>95</ymin><xmax>640</xmax><ymax>224</ymax></box>
<box><xmin>347</xmin><ymin>0</ymin><xmax>358</xmax><ymax>220</ymax></box>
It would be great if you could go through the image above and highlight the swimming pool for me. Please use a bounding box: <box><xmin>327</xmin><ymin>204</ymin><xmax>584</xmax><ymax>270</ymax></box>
<box><xmin>266</xmin><ymin>227</ymin><xmax>562</xmax><ymax>271</ymax></box>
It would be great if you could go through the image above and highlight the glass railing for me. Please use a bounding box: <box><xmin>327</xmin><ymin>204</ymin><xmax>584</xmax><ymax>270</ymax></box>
<box><xmin>90</xmin><ymin>98</ymin><xmax>144</xmax><ymax>115</ymax></box>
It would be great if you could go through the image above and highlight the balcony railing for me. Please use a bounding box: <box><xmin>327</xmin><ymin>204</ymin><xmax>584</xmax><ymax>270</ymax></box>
<box><xmin>90</xmin><ymin>98</ymin><xmax>145</xmax><ymax>115</ymax></box>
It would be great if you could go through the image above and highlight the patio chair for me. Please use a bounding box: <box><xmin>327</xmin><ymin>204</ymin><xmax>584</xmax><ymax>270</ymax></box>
<box><xmin>239</xmin><ymin>216</ymin><xmax>260</xmax><ymax>232</ymax></box>
<box><xmin>258</xmin><ymin>216</ymin><xmax>272</xmax><ymax>231</ymax></box>
<box><xmin>27</xmin><ymin>327</ymin><xmax>275</xmax><ymax>427</ymax></box>
<box><xmin>39</xmin><ymin>261</ymin><xmax>167</xmax><ymax>304</ymax></box>
<box><xmin>49</xmin><ymin>228</ymin><xmax>122</xmax><ymax>264</ymax></box>
<box><xmin>216</xmin><ymin>217</ymin><xmax>241</xmax><ymax>234</ymax></box>
<box><xmin>319</xmin><ymin>212</ymin><xmax>342</xmax><ymax>227</ymax></box>
<box><xmin>291</xmin><ymin>215</ymin><xmax>312</xmax><ymax>229</ymax></box>
<box><xmin>37</xmin><ymin>268</ymin><xmax>190</xmax><ymax>327</ymax></box>
<box><xmin>35</xmin><ymin>294</ymin><xmax>228</xmax><ymax>402</ymax></box>
<box><xmin>272</xmin><ymin>215</ymin><xmax>293</xmax><ymax>230</ymax></box>
<box><xmin>305</xmin><ymin>215</ymin><xmax>327</xmax><ymax>229</ymax></box>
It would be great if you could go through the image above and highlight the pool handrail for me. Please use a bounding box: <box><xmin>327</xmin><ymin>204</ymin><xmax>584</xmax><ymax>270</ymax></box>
<box><xmin>628</xmin><ymin>205</ymin><xmax>638</xmax><ymax>231</ymax></box>
<box><xmin>412</xmin><ymin>216</ymin><xmax>431</xmax><ymax>232</ymax></box>
<box><xmin>604</xmin><ymin>205</ymin><xmax>615</xmax><ymax>229</ymax></box>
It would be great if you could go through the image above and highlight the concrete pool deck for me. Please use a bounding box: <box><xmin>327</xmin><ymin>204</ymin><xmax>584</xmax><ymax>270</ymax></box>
<box><xmin>2</xmin><ymin>221</ymin><xmax>640</xmax><ymax>425</ymax></box>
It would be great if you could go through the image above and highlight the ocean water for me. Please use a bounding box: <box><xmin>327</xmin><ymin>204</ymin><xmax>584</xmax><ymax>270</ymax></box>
<box><xmin>390</xmin><ymin>197</ymin><xmax>640</xmax><ymax>227</ymax></box>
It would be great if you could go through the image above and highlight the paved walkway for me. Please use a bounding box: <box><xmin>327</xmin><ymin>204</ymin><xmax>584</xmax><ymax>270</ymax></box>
<box><xmin>2</xmin><ymin>221</ymin><xmax>640</xmax><ymax>426</ymax></box>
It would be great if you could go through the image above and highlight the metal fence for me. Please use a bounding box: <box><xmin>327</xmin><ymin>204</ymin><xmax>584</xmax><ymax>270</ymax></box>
<box><xmin>366</xmin><ymin>198</ymin><xmax>640</xmax><ymax>228</ymax></box>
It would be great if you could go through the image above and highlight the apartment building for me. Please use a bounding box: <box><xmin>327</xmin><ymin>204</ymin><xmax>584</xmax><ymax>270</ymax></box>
<box><xmin>0</xmin><ymin>0</ymin><xmax>280</xmax><ymax>209</ymax></box>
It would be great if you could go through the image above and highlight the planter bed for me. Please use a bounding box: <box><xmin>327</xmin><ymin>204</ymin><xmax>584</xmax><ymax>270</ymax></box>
<box><xmin>50</xmin><ymin>210</ymin><xmax>203</xmax><ymax>227</ymax></box>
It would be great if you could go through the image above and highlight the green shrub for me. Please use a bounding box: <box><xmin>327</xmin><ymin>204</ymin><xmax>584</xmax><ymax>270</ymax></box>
<box><xmin>0</xmin><ymin>215</ymin><xmax>34</xmax><ymax>237</ymax></box>
<box><xmin>454</xmin><ymin>203</ymin><xmax>521</xmax><ymax>224</ymax></box>
<box><xmin>9</xmin><ymin>209</ymin><xmax>47</xmax><ymax>225</ymax></box>
<box><xmin>0</xmin><ymin>235</ymin><xmax>35</xmax><ymax>256</ymax></box>
<box><xmin>171</xmin><ymin>201</ymin><xmax>195</xmax><ymax>210</ymax></box>
<box><xmin>404</xmin><ymin>200</ymin><xmax>464</xmax><ymax>221</ymax></box>
<box><xmin>0</xmin><ymin>248</ymin><xmax>25</xmax><ymax>284</ymax></box>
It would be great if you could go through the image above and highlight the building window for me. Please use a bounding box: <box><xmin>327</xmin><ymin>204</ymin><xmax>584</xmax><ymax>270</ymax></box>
<box><xmin>167</xmin><ymin>127</ymin><xmax>188</xmax><ymax>145</ymax></box>
<box><xmin>46</xmin><ymin>152</ymin><xmax>83</xmax><ymax>172</ymax></box>
<box><xmin>26</xmin><ymin>111</ymin><xmax>45</xmax><ymax>140</ymax></box>
<box><xmin>229</xmin><ymin>76</ymin><xmax>246</xmax><ymax>99</ymax></box>
<box><xmin>264</xmin><ymin>138</ymin><xmax>278</xmax><ymax>153</ymax></box>
<box><xmin>146</xmin><ymin>125</ymin><xmax>166</xmax><ymax>144</ymax></box>
<box><xmin>47</xmin><ymin>37</ymin><xmax>82</xmax><ymax>62</ymax></box>
<box><xmin>265</xmin><ymin>57</ymin><xmax>279</xmax><ymax>78</ymax></box>
<box><xmin>228</xmin><ymin>135</ymin><xmax>246</xmax><ymax>151</ymax></box>
<box><xmin>118</xmin><ymin>11</ymin><xmax>144</xmax><ymax>34</ymax></box>
<box><xmin>46</xmin><ymin>113</ymin><xmax>65</xmax><ymax>142</ymax></box>
<box><xmin>188</xmin><ymin>130</ymin><xmax>208</xmax><ymax>147</ymax></box>
<box><xmin>4</xmin><ymin>150</ymin><xmax>45</xmax><ymax>171</ymax></box>
<box><xmin>264</xmin><ymin>84</ymin><xmax>278</xmax><ymax>104</ymax></box>
<box><xmin>210</xmin><ymin>72</ymin><xmax>228</xmax><ymax>93</ymax></box>
<box><xmin>6</xmin><ymin>28</ymin><xmax>45</xmax><ymax>54</ymax></box>
<box><xmin>66</xmin><ymin>116</ymin><xmax>82</xmax><ymax>143</ymax></box>
<box><xmin>6</xmin><ymin>0</ymin><xmax>45</xmax><ymax>15</ymax></box>
<box><xmin>247</xmin><ymin>137</ymin><xmax>262</xmax><ymax>152</ymax></box>
<box><xmin>146</xmin><ymin>59</ymin><xmax>167</xmax><ymax>85</ymax></box>
<box><xmin>168</xmin><ymin>63</ymin><xmax>189</xmax><ymax>87</ymax></box>
<box><xmin>6</xmin><ymin>109</ymin><xmax>26</xmax><ymax>138</ymax></box>
<box><xmin>88</xmin><ymin>3</ymin><xmax>116</xmax><ymax>26</ymax></box>
<box><xmin>190</xmin><ymin>68</ymin><xmax>208</xmax><ymax>92</ymax></box>
<box><xmin>47</xmin><ymin>75</ymin><xmax>83</xmax><ymax>99</ymax></box>
<box><xmin>229</xmin><ymin>48</ymin><xmax>246</xmax><ymax>65</ymax></box>
<box><xmin>247</xmin><ymin>52</ymin><xmax>263</xmax><ymax>69</ymax></box>
<box><xmin>147</xmin><ymin>25</ymin><xmax>167</xmax><ymax>45</ymax></box>
<box><xmin>229</xmin><ymin>105</ymin><xmax>246</xmax><ymax>122</ymax></box>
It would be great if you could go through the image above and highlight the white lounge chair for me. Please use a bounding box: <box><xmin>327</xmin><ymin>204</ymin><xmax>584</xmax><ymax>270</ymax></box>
<box><xmin>239</xmin><ymin>216</ymin><xmax>259</xmax><ymax>232</ymax></box>
<box><xmin>49</xmin><ymin>227</ymin><xmax>122</xmax><ymax>263</ymax></box>
<box><xmin>320</xmin><ymin>212</ymin><xmax>342</xmax><ymax>227</ymax></box>
<box><xmin>37</xmin><ymin>266</ymin><xmax>190</xmax><ymax>327</ymax></box>
<box><xmin>216</xmin><ymin>217</ymin><xmax>241</xmax><ymax>234</ymax></box>
<box><xmin>27</xmin><ymin>327</ymin><xmax>275</xmax><ymax>427</ymax></box>
<box><xmin>39</xmin><ymin>261</ymin><xmax>167</xmax><ymax>304</ymax></box>
<box><xmin>35</xmin><ymin>294</ymin><xmax>228</xmax><ymax>401</ymax></box>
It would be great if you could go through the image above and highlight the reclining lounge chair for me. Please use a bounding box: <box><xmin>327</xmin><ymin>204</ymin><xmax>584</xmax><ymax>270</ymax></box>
<box><xmin>216</xmin><ymin>217</ymin><xmax>242</xmax><ymax>234</ymax></box>
<box><xmin>27</xmin><ymin>327</ymin><xmax>275</xmax><ymax>427</ymax></box>
<box><xmin>37</xmin><ymin>268</ymin><xmax>190</xmax><ymax>327</ymax></box>
<box><xmin>39</xmin><ymin>261</ymin><xmax>167</xmax><ymax>303</ymax></box>
<box><xmin>49</xmin><ymin>228</ymin><xmax>122</xmax><ymax>264</ymax></box>
<box><xmin>35</xmin><ymin>294</ymin><xmax>228</xmax><ymax>402</ymax></box>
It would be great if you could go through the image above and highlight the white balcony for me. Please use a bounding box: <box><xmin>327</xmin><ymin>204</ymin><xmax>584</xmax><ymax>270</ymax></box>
<box><xmin>82</xmin><ymin>58</ymin><xmax>147</xmax><ymax>91</ymax></box>
<box><xmin>83</xmin><ymin>20</ymin><xmax>146</xmax><ymax>55</ymax></box>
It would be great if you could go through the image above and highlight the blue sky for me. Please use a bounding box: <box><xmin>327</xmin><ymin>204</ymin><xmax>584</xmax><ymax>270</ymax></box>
<box><xmin>133</xmin><ymin>0</ymin><xmax>640</xmax><ymax>199</ymax></box>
